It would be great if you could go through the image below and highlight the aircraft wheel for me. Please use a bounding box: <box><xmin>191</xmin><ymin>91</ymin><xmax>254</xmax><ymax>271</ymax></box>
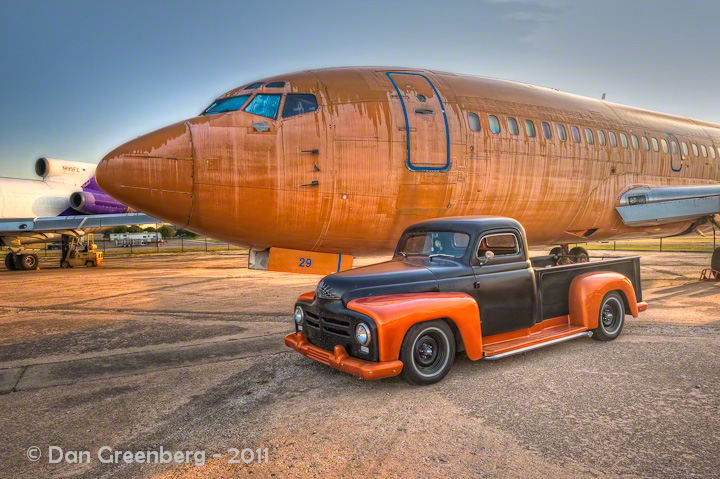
<box><xmin>4</xmin><ymin>253</ymin><xmax>17</xmax><ymax>271</ymax></box>
<box><xmin>15</xmin><ymin>254</ymin><xmax>38</xmax><ymax>270</ymax></box>
<box><xmin>569</xmin><ymin>246</ymin><xmax>589</xmax><ymax>263</ymax></box>
<box><xmin>60</xmin><ymin>261</ymin><xmax>71</xmax><ymax>268</ymax></box>
<box><xmin>712</xmin><ymin>247</ymin><xmax>720</xmax><ymax>271</ymax></box>
<box><xmin>592</xmin><ymin>292</ymin><xmax>625</xmax><ymax>341</ymax></box>
<box><xmin>549</xmin><ymin>246</ymin><xmax>563</xmax><ymax>265</ymax></box>
<box><xmin>399</xmin><ymin>320</ymin><xmax>455</xmax><ymax>385</ymax></box>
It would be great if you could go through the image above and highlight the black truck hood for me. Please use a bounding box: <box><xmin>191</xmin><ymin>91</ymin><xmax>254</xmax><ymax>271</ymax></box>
<box><xmin>318</xmin><ymin>258</ymin><xmax>440</xmax><ymax>304</ymax></box>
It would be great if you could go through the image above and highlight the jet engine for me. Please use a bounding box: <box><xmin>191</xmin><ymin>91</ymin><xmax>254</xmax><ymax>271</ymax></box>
<box><xmin>70</xmin><ymin>191</ymin><xmax>129</xmax><ymax>215</ymax></box>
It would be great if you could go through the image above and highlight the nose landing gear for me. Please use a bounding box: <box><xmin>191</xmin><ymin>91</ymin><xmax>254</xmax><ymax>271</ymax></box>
<box><xmin>549</xmin><ymin>245</ymin><xmax>590</xmax><ymax>266</ymax></box>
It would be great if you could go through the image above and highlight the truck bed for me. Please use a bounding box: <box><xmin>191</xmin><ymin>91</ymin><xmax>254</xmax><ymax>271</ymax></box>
<box><xmin>531</xmin><ymin>256</ymin><xmax>642</xmax><ymax>321</ymax></box>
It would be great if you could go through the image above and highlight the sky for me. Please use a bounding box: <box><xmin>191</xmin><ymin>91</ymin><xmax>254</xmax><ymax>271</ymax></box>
<box><xmin>1</xmin><ymin>0</ymin><xmax>718</xmax><ymax>178</ymax></box>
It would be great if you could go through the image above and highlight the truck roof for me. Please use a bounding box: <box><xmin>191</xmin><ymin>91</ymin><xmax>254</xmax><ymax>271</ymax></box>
<box><xmin>403</xmin><ymin>216</ymin><xmax>525</xmax><ymax>236</ymax></box>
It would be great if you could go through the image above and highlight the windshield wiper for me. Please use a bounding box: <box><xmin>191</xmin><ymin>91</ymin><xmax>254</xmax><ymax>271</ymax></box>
<box><xmin>428</xmin><ymin>253</ymin><xmax>455</xmax><ymax>260</ymax></box>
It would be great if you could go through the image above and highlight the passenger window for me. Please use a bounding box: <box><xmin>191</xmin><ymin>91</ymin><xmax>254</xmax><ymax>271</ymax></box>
<box><xmin>598</xmin><ymin>130</ymin><xmax>606</xmax><ymax>146</ymax></box>
<box><xmin>245</xmin><ymin>94</ymin><xmax>281</xmax><ymax>118</ymax></box>
<box><xmin>282</xmin><ymin>94</ymin><xmax>318</xmax><ymax>118</ymax></box>
<box><xmin>244</xmin><ymin>82</ymin><xmax>264</xmax><ymax>90</ymax></box>
<box><xmin>620</xmin><ymin>133</ymin><xmax>629</xmax><ymax>149</ymax></box>
<box><xmin>468</xmin><ymin>113</ymin><xmax>481</xmax><ymax>132</ymax></box>
<box><xmin>525</xmin><ymin>120</ymin><xmax>536</xmax><ymax>137</ymax></box>
<box><xmin>710</xmin><ymin>146</ymin><xmax>716</xmax><ymax>159</ymax></box>
<box><xmin>557</xmin><ymin>124</ymin><xmax>567</xmax><ymax>141</ymax></box>
<box><xmin>265</xmin><ymin>81</ymin><xmax>286</xmax><ymax>88</ymax></box>
<box><xmin>488</xmin><ymin>115</ymin><xmax>501</xmax><ymax>134</ymax></box>
<box><xmin>671</xmin><ymin>141</ymin><xmax>679</xmax><ymax>154</ymax></box>
<box><xmin>202</xmin><ymin>95</ymin><xmax>251</xmax><ymax>115</ymax></box>
<box><xmin>585</xmin><ymin>128</ymin><xmax>594</xmax><ymax>145</ymax></box>
<box><xmin>651</xmin><ymin>138</ymin><xmax>659</xmax><ymax>152</ymax></box>
<box><xmin>682</xmin><ymin>142</ymin><xmax>689</xmax><ymax>156</ymax></box>
<box><xmin>477</xmin><ymin>233</ymin><xmax>519</xmax><ymax>258</ymax></box>
<box><xmin>507</xmin><ymin>117</ymin><xmax>519</xmax><ymax>135</ymax></box>
<box><xmin>608</xmin><ymin>131</ymin><xmax>618</xmax><ymax>147</ymax></box>
<box><xmin>661</xmin><ymin>139</ymin><xmax>668</xmax><ymax>153</ymax></box>
<box><xmin>571</xmin><ymin>126</ymin><xmax>581</xmax><ymax>143</ymax></box>
<box><xmin>631</xmin><ymin>135</ymin><xmax>639</xmax><ymax>150</ymax></box>
<box><xmin>692</xmin><ymin>143</ymin><xmax>699</xmax><ymax>156</ymax></box>
<box><xmin>642</xmin><ymin>136</ymin><xmax>650</xmax><ymax>151</ymax></box>
<box><xmin>541</xmin><ymin>122</ymin><xmax>552</xmax><ymax>139</ymax></box>
<box><xmin>701</xmin><ymin>145</ymin><xmax>708</xmax><ymax>158</ymax></box>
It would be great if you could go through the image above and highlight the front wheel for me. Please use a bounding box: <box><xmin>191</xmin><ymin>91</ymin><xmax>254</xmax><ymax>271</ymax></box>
<box><xmin>399</xmin><ymin>320</ymin><xmax>455</xmax><ymax>385</ymax></box>
<box><xmin>592</xmin><ymin>292</ymin><xmax>625</xmax><ymax>341</ymax></box>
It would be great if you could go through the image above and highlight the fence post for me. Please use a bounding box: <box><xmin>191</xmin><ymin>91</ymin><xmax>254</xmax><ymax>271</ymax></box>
<box><xmin>156</xmin><ymin>224</ymin><xmax>159</xmax><ymax>253</ymax></box>
<box><xmin>181</xmin><ymin>236</ymin><xmax>184</xmax><ymax>252</ymax></box>
<box><xmin>613</xmin><ymin>241</ymin><xmax>616</xmax><ymax>251</ymax></box>
<box><xmin>45</xmin><ymin>242</ymin><xmax>47</xmax><ymax>256</ymax></box>
<box><xmin>660</xmin><ymin>237</ymin><xmax>663</xmax><ymax>252</ymax></box>
<box><xmin>131</xmin><ymin>241</ymin><xmax>133</xmax><ymax>255</ymax></box>
<box><xmin>205</xmin><ymin>237</ymin><xmax>208</xmax><ymax>251</ymax></box>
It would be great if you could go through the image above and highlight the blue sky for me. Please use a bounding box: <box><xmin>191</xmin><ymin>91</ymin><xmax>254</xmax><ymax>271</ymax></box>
<box><xmin>1</xmin><ymin>0</ymin><xmax>718</xmax><ymax>178</ymax></box>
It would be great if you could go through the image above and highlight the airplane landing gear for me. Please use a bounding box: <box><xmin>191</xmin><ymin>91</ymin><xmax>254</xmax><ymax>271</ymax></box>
<box><xmin>712</xmin><ymin>247</ymin><xmax>720</xmax><ymax>272</ymax></box>
<box><xmin>4</xmin><ymin>251</ymin><xmax>39</xmax><ymax>271</ymax></box>
<box><xmin>550</xmin><ymin>245</ymin><xmax>589</xmax><ymax>265</ymax></box>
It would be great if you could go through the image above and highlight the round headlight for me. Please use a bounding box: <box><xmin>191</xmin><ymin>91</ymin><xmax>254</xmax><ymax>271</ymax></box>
<box><xmin>355</xmin><ymin>323</ymin><xmax>371</xmax><ymax>346</ymax></box>
<box><xmin>294</xmin><ymin>306</ymin><xmax>303</xmax><ymax>325</ymax></box>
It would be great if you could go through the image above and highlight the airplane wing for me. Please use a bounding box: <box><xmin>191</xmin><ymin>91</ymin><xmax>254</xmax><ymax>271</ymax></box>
<box><xmin>616</xmin><ymin>184</ymin><xmax>720</xmax><ymax>226</ymax></box>
<box><xmin>0</xmin><ymin>213</ymin><xmax>161</xmax><ymax>233</ymax></box>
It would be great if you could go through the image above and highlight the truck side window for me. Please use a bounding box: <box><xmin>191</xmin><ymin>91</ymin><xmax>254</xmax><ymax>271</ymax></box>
<box><xmin>477</xmin><ymin>233</ymin><xmax>519</xmax><ymax>258</ymax></box>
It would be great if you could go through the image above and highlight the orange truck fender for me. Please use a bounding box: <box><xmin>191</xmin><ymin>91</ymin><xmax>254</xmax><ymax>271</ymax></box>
<box><xmin>347</xmin><ymin>292</ymin><xmax>484</xmax><ymax>362</ymax></box>
<box><xmin>568</xmin><ymin>272</ymin><xmax>645</xmax><ymax>330</ymax></box>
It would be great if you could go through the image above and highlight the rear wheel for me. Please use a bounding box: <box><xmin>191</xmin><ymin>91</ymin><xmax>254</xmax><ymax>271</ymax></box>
<box><xmin>85</xmin><ymin>260</ymin><xmax>94</xmax><ymax>268</ymax></box>
<box><xmin>4</xmin><ymin>253</ymin><xmax>17</xmax><ymax>271</ymax></box>
<box><xmin>712</xmin><ymin>247</ymin><xmax>720</xmax><ymax>271</ymax></box>
<box><xmin>569</xmin><ymin>246</ymin><xmax>589</xmax><ymax>263</ymax></box>
<box><xmin>399</xmin><ymin>320</ymin><xmax>455</xmax><ymax>385</ymax></box>
<box><xmin>592</xmin><ymin>292</ymin><xmax>625</xmax><ymax>341</ymax></box>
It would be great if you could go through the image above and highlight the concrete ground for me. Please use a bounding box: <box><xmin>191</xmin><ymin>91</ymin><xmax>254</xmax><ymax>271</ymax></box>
<box><xmin>0</xmin><ymin>250</ymin><xmax>718</xmax><ymax>478</ymax></box>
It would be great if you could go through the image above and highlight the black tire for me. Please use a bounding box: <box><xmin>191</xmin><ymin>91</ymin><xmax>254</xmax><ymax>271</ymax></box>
<box><xmin>549</xmin><ymin>247</ymin><xmax>563</xmax><ymax>266</ymax></box>
<box><xmin>592</xmin><ymin>292</ymin><xmax>625</xmax><ymax>341</ymax></box>
<box><xmin>85</xmin><ymin>261</ymin><xmax>93</xmax><ymax>268</ymax></box>
<box><xmin>712</xmin><ymin>247</ymin><xmax>720</xmax><ymax>272</ymax></box>
<box><xmin>15</xmin><ymin>254</ymin><xmax>38</xmax><ymax>271</ymax></box>
<box><xmin>399</xmin><ymin>320</ymin><xmax>455</xmax><ymax>385</ymax></box>
<box><xmin>569</xmin><ymin>246</ymin><xmax>589</xmax><ymax>263</ymax></box>
<box><xmin>60</xmin><ymin>261</ymin><xmax>71</xmax><ymax>268</ymax></box>
<box><xmin>4</xmin><ymin>253</ymin><xmax>17</xmax><ymax>271</ymax></box>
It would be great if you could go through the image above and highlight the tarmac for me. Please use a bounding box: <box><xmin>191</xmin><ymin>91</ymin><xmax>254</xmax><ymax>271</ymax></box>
<box><xmin>0</xmin><ymin>250</ymin><xmax>718</xmax><ymax>478</ymax></box>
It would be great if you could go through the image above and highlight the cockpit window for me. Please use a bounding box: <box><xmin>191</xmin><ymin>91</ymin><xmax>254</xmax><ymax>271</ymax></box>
<box><xmin>266</xmin><ymin>81</ymin><xmax>286</xmax><ymax>88</ymax></box>
<box><xmin>397</xmin><ymin>231</ymin><xmax>470</xmax><ymax>258</ymax></box>
<box><xmin>282</xmin><ymin>94</ymin><xmax>319</xmax><ymax>118</ymax></box>
<box><xmin>243</xmin><ymin>82</ymin><xmax>264</xmax><ymax>90</ymax></box>
<box><xmin>202</xmin><ymin>95</ymin><xmax>251</xmax><ymax>115</ymax></box>
<box><xmin>244</xmin><ymin>94</ymin><xmax>281</xmax><ymax>118</ymax></box>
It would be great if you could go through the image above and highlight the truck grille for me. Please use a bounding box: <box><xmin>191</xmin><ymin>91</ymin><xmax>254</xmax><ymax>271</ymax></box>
<box><xmin>305</xmin><ymin>311</ymin><xmax>351</xmax><ymax>338</ymax></box>
<box><xmin>316</xmin><ymin>280</ymin><xmax>341</xmax><ymax>300</ymax></box>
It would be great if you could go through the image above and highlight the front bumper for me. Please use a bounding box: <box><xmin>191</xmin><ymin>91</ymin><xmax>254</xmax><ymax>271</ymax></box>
<box><xmin>285</xmin><ymin>333</ymin><xmax>403</xmax><ymax>380</ymax></box>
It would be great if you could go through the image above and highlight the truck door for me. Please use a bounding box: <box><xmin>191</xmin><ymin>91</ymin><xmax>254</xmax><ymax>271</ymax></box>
<box><xmin>472</xmin><ymin>231</ymin><xmax>537</xmax><ymax>337</ymax></box>
<box><xmin>386</xmin><ymin>72</ymin><xmax>450</xmax><ymax>171</ymax></box>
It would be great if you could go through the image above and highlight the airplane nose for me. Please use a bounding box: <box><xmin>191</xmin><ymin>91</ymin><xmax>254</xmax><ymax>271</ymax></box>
<box><xmin>96</xmin><ymin>121</ymin><xmax>194</xmax><ymax>226</ymax></box>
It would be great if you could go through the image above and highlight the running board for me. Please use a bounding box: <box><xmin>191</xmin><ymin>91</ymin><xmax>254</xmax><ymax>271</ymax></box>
<box><xmin>483</xmin><ymin>331</ymin><xmax>591</xmax><ymax>360</ymax></box>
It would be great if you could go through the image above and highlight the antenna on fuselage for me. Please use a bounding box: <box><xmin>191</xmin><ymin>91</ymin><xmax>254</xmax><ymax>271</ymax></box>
<box><xmin>601</xmin><ymin>93</ymin><xmax>606</xmax><ymax>100</ymax></box>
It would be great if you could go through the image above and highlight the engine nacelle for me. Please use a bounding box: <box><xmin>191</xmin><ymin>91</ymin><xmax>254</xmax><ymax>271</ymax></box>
<box><xmin>70</xmin><ymin>191</ymin><xmax>129</xmax><ymax>215</ymax></box>
<box><xmin>35</xmin><ymin>158</ymin><xmax>97</xmax><ymax>186</ymax></box>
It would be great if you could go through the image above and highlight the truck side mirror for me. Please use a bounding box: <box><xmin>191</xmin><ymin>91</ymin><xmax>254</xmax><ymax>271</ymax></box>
<box><xmin>478</xmin><ymin>250</ymin><xmax>495</xmax><ymax>265</ymax></box>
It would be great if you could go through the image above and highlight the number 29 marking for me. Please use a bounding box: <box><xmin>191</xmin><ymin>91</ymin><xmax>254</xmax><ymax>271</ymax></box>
<box><xmin>299</xmin><ymin>258</ymin><xmax>312</xmax><ymax>267</ymax></box>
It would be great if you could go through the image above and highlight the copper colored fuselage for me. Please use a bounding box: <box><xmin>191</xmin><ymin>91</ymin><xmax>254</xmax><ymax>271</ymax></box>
<box><xmin>96</xmin><ymin>67</ymin><xmax>720</xmax><ymax>255</ymax></box>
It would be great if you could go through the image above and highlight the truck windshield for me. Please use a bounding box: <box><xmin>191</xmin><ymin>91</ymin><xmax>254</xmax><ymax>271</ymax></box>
<box><xmin>397</xmin><ymin>231</ymin><xmax>469</xmax><ymax>258</ymax></box>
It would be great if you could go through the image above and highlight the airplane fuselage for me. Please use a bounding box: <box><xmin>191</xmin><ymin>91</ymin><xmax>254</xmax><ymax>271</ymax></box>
<box><xmin>97</xmin><ymin>67</ymin><xmax>720</xmax><ymax>255</ymax></box>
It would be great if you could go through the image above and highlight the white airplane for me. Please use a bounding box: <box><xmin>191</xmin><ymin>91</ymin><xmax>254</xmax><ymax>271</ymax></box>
<box><xmin>0</xmin><ymin>157</ymin><xmax>157</xmax><ymax>270</ymax></box>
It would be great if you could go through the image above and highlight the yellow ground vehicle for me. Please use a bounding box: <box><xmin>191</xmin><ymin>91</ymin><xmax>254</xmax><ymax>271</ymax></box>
<box><xmin>60</xmin><ymin>234</ymin><xmax>103</xmax><ymax>268</ymax></box>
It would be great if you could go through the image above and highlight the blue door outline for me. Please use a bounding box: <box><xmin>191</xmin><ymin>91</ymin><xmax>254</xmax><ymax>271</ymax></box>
<box><xmin>666</xmin><ymin>132</ymin><xmax>684</xmax><ymax>172</ymax></box>
<box><xmin>386</xmin><ymin>72</ymin><xmax>450</xmax><ymax>171</ymax></box>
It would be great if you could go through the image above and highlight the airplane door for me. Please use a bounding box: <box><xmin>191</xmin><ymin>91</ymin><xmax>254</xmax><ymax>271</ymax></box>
<box><xmin>386</xmin><ymin>72</ymin><xmax>450</xmax><ymax>171</ymax></box>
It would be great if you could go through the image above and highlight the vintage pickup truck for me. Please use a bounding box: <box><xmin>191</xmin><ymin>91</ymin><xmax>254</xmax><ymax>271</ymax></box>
<box><xmin>286</xmin><ymin>216</ymin><xmax>648</xmax><ymax>384</ymax></box>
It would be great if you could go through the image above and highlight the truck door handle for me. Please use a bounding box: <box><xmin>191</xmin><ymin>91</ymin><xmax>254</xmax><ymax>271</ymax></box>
<box><xmin>301</xmin><ymin>149</ymin><xmax>319</xmax><ymax>155</ymax></box>
<box><xmin>474</xmin><ymin>281</ymin><xmax>480</xmax><ymax>288</ymax></box>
